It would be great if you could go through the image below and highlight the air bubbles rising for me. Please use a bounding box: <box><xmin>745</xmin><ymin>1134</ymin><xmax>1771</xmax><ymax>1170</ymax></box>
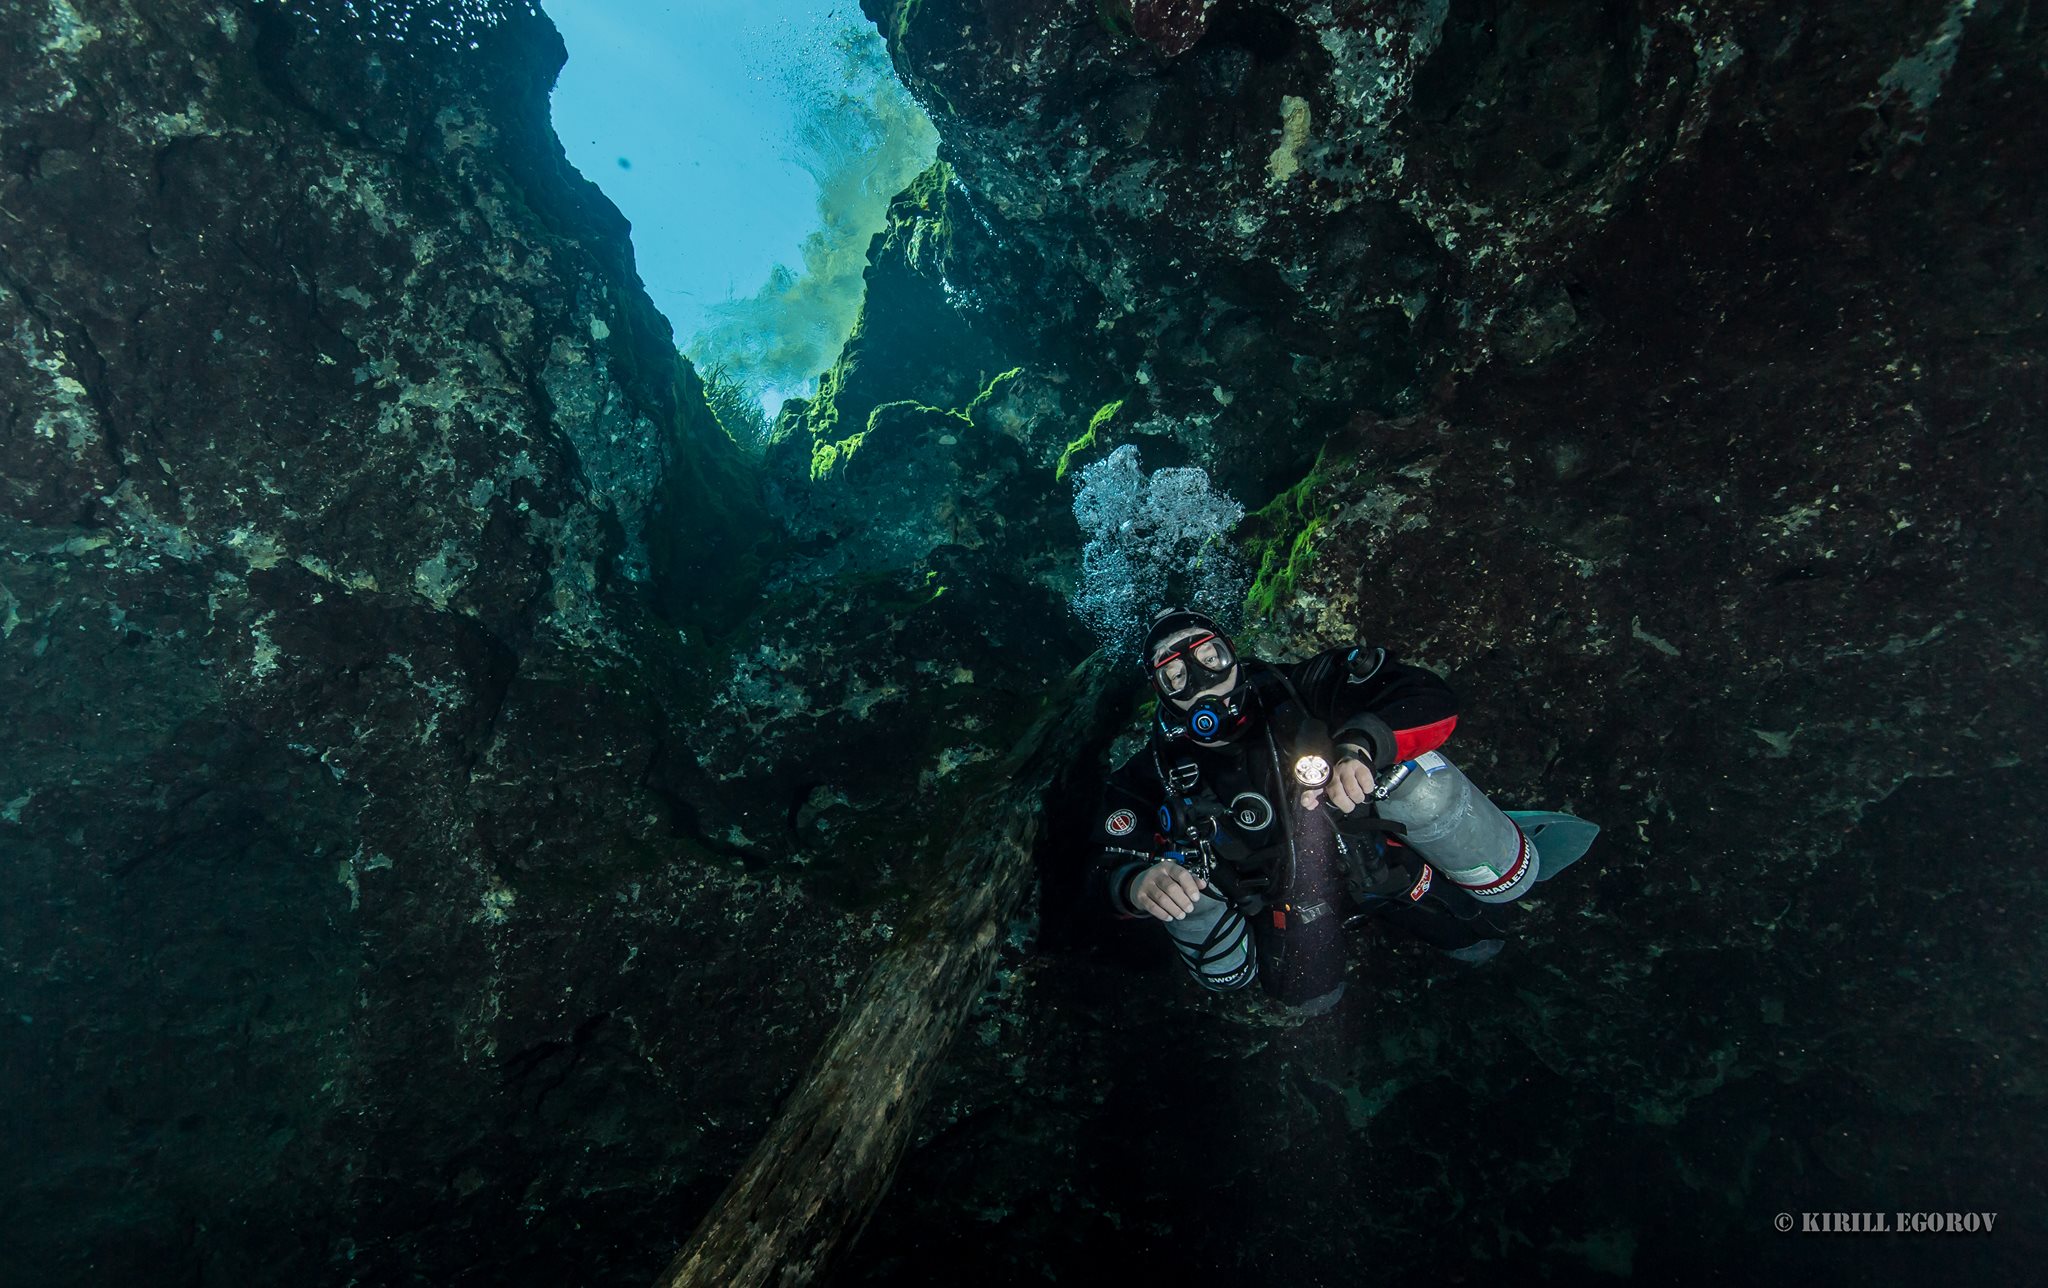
<box><xmin>252</xmin><ymin>0</ymin><xmax>539</xmax><ymax>51</ymax></box>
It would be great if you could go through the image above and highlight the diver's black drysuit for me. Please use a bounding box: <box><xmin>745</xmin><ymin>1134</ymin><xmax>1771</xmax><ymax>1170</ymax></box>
<box><xmin>1093</xmin><ymin>645</ymin><xmax>1509</xmax><ymax>1007</ymax></box>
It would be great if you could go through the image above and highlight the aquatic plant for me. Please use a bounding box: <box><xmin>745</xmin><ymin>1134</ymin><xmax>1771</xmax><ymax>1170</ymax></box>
<box><xmin>697</xmin><ymin>361</ymin><xmax>770</xmax><ymax>442</ymax></box>
<box><xmin>684</xmin><ymin>19</ymin><xmax>939</xmax><ymax>426</ymax></box>
<box><xmin>1069</xmin><ymin>444</ymin><xmax>1250</xmax><ymax>660</ymax></box>
<box><xmin>1055</xmin><ymin>398</ymin><xmax>1124</xmax><ymax>482</ymax></box>
<box><xmin>1241</xmin><ymin>447</ymin><xmax>1334</xmax><ymax>620</ymax></box>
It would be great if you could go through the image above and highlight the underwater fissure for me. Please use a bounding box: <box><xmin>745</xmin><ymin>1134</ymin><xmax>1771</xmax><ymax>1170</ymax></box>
<box><xmin>0</xmin><ymin>0</ymin><xmax>2043</xmax><ymax>1284</ymax></box>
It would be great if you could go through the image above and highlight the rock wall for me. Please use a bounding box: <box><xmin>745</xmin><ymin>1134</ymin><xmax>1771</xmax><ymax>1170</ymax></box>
<box><xmin>0</xmin><ymin>2</ymin><xmax>861</xmax><ymax>1281</ymax></box>
<box><xmin>2</xmin><ymin>0</ymin><xmax>2042</xmax><ymax>1282</ymax></box>
<box><xmin>864</xmin><ymin>0</ymin><xmax>2036</xmax><ymax>500</ymax></box>
<box><xmin>845</xmin><ymin>0</ymin><xmax>2048</xmax><ymax>1282</ymax></box>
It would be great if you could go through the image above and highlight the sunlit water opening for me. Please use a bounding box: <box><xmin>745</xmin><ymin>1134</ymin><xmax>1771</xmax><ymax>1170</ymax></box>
<box><xmin>542</xmin><ymin>0</ymin><xmax>937</xmax><ymax>434</ymax></box>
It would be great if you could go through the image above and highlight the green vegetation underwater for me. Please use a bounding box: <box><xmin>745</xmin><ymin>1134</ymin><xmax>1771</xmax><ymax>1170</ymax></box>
<box><xmin>0</xmin><ymin>0</ymin><xmax>2042</xmax><ymax>1285</ymax></box>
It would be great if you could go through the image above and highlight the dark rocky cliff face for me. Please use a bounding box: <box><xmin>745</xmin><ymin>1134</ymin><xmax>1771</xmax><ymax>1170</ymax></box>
<box><xmin>0</xmin><ymin>2</ymin><xmax>904</xmax><ymax>1282</ymax></box>
<box><xmin>842</xmin><ymin>1</ymin><xmax>2048</xmax><ymax>1284</ymax></box>
<box><xmin>2</xmin><ymin>0</ymin><xmax>2043</xmax><ymax>1284</ymax></box>
<box><xmin>860</xmin><ymin>0</ymin><xmax>2042</xmax><ymax>496</ymax></box>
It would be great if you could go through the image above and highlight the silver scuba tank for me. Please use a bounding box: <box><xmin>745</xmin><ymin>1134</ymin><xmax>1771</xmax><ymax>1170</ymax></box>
<box><xmin>1372</xmin><ymin>751</ymin><xmax>1539</xmax><ymax>904</ymax></box>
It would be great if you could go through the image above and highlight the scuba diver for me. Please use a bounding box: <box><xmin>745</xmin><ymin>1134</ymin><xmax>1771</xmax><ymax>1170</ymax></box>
<box><xmin>1093</xmin><ymin>608</ymin><xmax>1597</xmax><ymax>1012</ymax></box>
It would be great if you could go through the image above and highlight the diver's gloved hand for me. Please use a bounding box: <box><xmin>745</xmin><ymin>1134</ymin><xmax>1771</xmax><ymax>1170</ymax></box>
<box><xmin>1302</xmin><ymin>754</ymin><xmax>1376</xmax><ymax>813</ymax></box>
<box><xmin>1129</xmin><ymin>860</ymin><xmax>1208</xmax><ymax>921</ymax></box>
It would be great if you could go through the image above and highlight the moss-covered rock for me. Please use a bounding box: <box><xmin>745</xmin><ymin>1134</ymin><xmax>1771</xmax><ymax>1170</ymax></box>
<box><xmin>0</xmin><ymin>2</ymin><xmax>827</xmax><ymax>1282</ymax></box>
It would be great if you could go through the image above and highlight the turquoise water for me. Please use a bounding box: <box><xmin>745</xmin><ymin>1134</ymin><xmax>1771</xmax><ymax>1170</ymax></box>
<box><xmin>545</xmin><ymin>0</ymin><xmax>935</xmax><ymax>420</ymax></box>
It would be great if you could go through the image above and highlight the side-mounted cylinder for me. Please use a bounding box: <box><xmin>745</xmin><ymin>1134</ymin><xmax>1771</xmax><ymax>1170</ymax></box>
<box><xmin>1372</xmin><ymin>752</ymin><xmax>1538</xmax><ymax>903</ymax></box>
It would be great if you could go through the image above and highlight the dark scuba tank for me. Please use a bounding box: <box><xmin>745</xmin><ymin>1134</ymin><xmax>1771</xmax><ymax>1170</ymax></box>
<box><xmin>1372</xmin><ymin>751</ymin><xmax>1538</xmax><ymax>903</ymax></box>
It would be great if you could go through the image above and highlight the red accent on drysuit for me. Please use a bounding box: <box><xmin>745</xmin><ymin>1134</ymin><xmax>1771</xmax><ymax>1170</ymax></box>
<box><xmin>1393</xmin><ymin>715</ymin><xmax>1458</xmax><ymax>762</ymax></box>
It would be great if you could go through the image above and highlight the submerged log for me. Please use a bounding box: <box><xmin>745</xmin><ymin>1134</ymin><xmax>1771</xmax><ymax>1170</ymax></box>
<box><xmin>657</xmin><ymin>659</ymin><xmax>1119</xmax><ymax>1288</ymax></box>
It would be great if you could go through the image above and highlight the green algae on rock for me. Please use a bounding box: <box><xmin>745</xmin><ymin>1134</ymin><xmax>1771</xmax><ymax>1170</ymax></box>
<box><xmin>1055</xmin><ymin>397</ymin><xmax>1126</xmax><ymax>481</ymax></box>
